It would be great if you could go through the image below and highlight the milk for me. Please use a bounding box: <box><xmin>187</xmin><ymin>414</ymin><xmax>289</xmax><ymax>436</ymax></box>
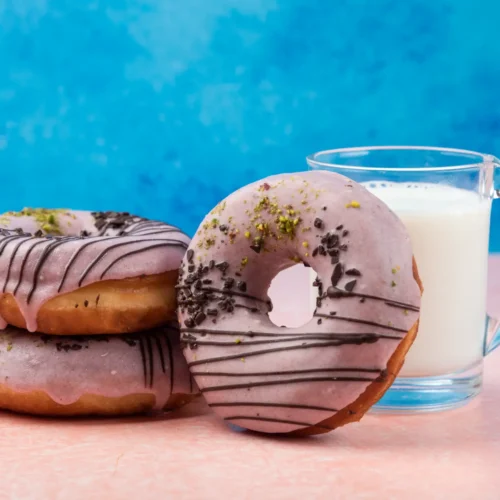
<box><xmin>364</xmin><ymin>183</ymin><xmax>491</xmax><ymax>377</ymax></box>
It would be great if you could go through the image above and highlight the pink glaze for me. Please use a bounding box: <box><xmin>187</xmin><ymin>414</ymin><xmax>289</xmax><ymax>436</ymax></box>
<box><xmin>0</xmin><ymin>210</ymin><xmax>190</xmax><ymax>332</ymax></box>
<box><xmin>0</xmin><ymin>322</ymin><xmax>197</xmax><ymax>409</ymax></box>
<box><xmin>177</xmin><ymin>171</ymin><xmax>421</xmax><ymax>433</ymax></box>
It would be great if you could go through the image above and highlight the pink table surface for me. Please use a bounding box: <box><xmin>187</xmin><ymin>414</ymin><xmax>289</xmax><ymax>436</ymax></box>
<box><xmin>2</xmin><ymin>259</ymin><xmax>500</xmax><ymax>500</ymax></box>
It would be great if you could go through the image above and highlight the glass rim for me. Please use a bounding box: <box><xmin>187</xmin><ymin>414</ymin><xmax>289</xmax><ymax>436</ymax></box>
<box><xmin>306</xmin><ymin>146</ymin><xmax>499</xmax><ymax>172</ymax></box>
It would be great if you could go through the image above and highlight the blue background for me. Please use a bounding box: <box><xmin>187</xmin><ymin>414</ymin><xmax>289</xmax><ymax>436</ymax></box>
<box><xmin>1</xmin><ymin>0</ymin><xmax>500</xmax><ymax>248</ymax></box>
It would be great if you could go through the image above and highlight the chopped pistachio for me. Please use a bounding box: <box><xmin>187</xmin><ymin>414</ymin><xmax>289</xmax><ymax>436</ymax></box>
<box><xmin>302</xmin><ymin>241</ymin><xmax>309</xmax><ymax>248</ymax></box>
<box><xmin>204</xmin><ymin>237</ymin><xmax>215</xmax><ymax>249</ymax></box>
<box><xmin>3</xmin><ymin>208</ymin><xmax>65</xmax><ymax>235</ymax></box>
<box><xmin>391</xmin><ymin>280</ymin><xmax>397</xmax><ymax>287</ymax></box>
<box><xmin>345</xmin><ymin>200</ymin><xmax>361</xmax><ymax>209</ymax></box>
<box><xmin>241</xmin><ymin>257</ymin><xmax>249</xmax><ymax>267</ymax></box>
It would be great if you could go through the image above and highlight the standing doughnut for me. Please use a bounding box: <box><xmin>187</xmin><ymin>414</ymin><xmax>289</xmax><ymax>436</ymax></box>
<box><xmin>177</xmin><ymin>171</ymin><xmax>422</xmax><ymax>435</ymax></box>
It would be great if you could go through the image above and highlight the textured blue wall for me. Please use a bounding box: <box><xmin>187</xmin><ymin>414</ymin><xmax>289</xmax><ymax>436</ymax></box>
<box><xmin>1</xmin><ymin>1</ymin><xmax>500</xmax><ymax>248</ymax></box>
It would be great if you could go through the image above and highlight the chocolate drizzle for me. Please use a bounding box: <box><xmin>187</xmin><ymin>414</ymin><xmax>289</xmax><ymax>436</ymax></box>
<box><xmin>165</xmin><ymin>333</ymin><xmax>174</xmax><ymax>395</ymax></box>
<box><xmin>211</xmin><ymin>402</ymin><xmax>338</xmax><ymax>412</ymax></box>
<box><xmin>2</xmin><ymin>237</ymin><xmax>32</xmax><ymax>293</ymax></box>
<box><xmin>99</xmin><ymin>242</ymin><xmax>185</xmax><ymax>280</ymax></box>
<box><xmin>145</xmin><ymin>335</ymin><xmax>155</xmax><ymax>388</ymax></box>
<box><xmin>191</xmin><ymin>367</ymin><xmax>382</xmax><ymax>377</ymax></box>
<box><xmin>202</xmin><ymin>375</ymin><xmax>377</xmax><ymax>393</ymax></box>
<box><xmin>181</xmin><ymin>327</ymin><xmax>402</xmax><ymax>339</ymax></box>
<box><xmin>182</xmin><ymin>333</ymin><xmax>399</xmax><ymax>347</ymax></box>
<box><xmin>27</xmin><ymin>238</ymin><xmax>79</xmax><ymax>303</ymax></box>
<box><xmin>224</xmin><ymin>416</ymin><xmax>332</xmax><ymax>431</ymax></box>
<box><xmin>76</xmin><ymin>238</ymin><xmax>184</xmax><ymax>287</ymax></box>
<box><xmin>313</xmin><ymin>313</ymin><xmax>407</xmax><ymax>333</ymax></box>
<box><xmin>138</xmin><ymin>336</ymin><xmax>148</xmax><ymax>388</ymax></box>
<box><xmin>13</xmin><ymin>239</ymin><xmax>48</xmax><ymax>295</ymax></box>
<box><xmin>187</xmin><ymin>339</ymin><xmax>382</xmax><ymax>368</ymax></box>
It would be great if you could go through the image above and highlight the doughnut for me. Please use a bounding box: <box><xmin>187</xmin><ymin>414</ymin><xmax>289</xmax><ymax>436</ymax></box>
<box><xmin>0</xmin><ymin>322</ymin><xmax>198</xmax><ymax>416</ymax></box>
<box><xmin>0</xmin><ymin>209</ymin><xmax>190</xmax><ymax>335</ymax></box>
<box><xmin>177</xmin><ymin>171</ymin><xmax>422</xmax><ymax>435</ymax></box>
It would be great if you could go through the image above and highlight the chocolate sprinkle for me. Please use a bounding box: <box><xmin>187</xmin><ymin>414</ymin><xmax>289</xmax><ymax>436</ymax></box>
<box><xmin>237</xmin><ymin>281</ymin><xmax>247</xmax><ymax>292</ymax></box>
<box><xmin>223</xmin><ymin>278</ymin><xmax>235</xmax><ymax>290</ymax></box>
<box><xmin>336</xmin><ymin>225</ymin><xmax>343</xmax><ymax>230</ymax></box>
<box><xmin>195</xmin><ymin>311</ymin><xmax>206</xmax><ymax>325</ymax></box>
<box><xmin>250</xmin><ymin>242</ymin><xmax>262</xmax><ymax>253</ymax></box>
<box><xmin>84</xmin><ymin>300</ymin><xmax>89</xmax><ymax>308</ymax></box>
<box><xmin>344</xmin><ymin>280</ymin><xmax>357</xmax><ymax>292</ymax></box>
<box><xmin>327</xmin><ymin>287</ymin><xmax>346</xmax><ymax>298</ymax></box>
<box><xmin>317</xmin><ymin>318</ymin><xmax>322</xmax><ymax>325</ymax></box>
<box><xmin>313</xmin><ymin>218</ymin><xmax>323</xmax><ymax>229</ymax></box>
<box><xmin>215</xmin><ymin>261</ymin><xmax>229</xmax><ymax>273</ymax></box>
<box><xmin>345</xmin><ymin>268</ymin><xmax>361</xmax><ymax>276</ymax></box>
<box><xmin>331</xmin><ymin>263</ymin><xmax>343</xmax><ymax>287</ymax></box>
<box><xmin>187</xmin><ymin>249</ymin><xmax>194</xmax><ymax>262</ymax></box>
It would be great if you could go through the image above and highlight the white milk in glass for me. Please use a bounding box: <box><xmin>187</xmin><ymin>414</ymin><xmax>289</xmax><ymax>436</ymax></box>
<box><xmin>364</xmin><ymin>182</ymin><xmax>491</xmax><ymax>377</ymax></box>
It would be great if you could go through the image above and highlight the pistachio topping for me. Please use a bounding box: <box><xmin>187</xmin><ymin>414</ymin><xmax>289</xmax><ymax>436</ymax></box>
<box><xmin>345</xmin><ymin>201</ymin><xmax>361</xmax><ymax>209</ymax></box>
<box><xmin>1</xmin><ymin>208</ymin><xmax>65</xmax><ymax>235</ymax></box>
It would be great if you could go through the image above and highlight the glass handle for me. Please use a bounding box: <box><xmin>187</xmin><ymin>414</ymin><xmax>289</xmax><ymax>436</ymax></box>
<box><xmin>485</xmin><ymin>316</ymin><xmax>500</xmax><ymax>355</ymax></box>
<box><xmin>487</xmin><ymin>155</ymin><xmax>500</xmax><ymax>199</ymax></box>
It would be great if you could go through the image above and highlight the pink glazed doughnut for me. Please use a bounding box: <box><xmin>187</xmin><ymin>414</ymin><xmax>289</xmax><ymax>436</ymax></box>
<box><xmin>0</xmin><ymin>322</ymin><xmax>198</xmax><ymax>416</ymax></box>
<box><xmin>0</xmin><ymin>209</ymin><xmax>190</xmax><ymax>335</ymax></box>
<box><xmin>177</xmin><ymin>171</ymin><xmax>422</xmax><ymax>435</ymax></box>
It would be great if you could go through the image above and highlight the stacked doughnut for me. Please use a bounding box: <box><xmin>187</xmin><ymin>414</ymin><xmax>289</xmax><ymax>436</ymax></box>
<box><xmin>0</xmin><ymin>209</ymin><xmax>198</xmax><ymax>416</ymax></box>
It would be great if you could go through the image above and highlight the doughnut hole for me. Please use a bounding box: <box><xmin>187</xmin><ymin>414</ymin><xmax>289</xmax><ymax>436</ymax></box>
<box><xmin>267</xmin><ymin>264</ymin><xmax>316</xmax><ymax>328</ymax></box>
